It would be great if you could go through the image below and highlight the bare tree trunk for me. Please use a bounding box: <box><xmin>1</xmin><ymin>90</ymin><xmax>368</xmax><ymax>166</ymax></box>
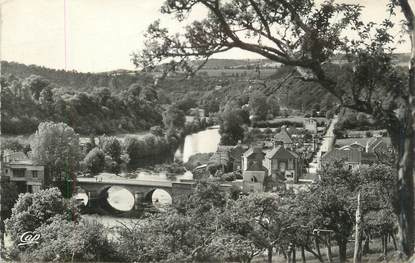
<box><xmin>409</xmin><ymin>19</ymin><xmax>415</xmax><ymax>260</ymax></box>
<box><xmin>280</xmin><ymin>246</ymin><xmax>287</xmax><ymax>259</ymax></box>
<box><xmin>338</xmin><ymin>239</ymin><xmax>348</xmax><ymax>263</ymax></box>
<box><xmin>327</xmin><ymin>236</ymin><xmax>333</xmax><ymax>263</ymax></box>
<box><xmin>293</xmin><ymin>246</ymin><xmax>296</xmax><ymax>263</ymax></box>
<box><xmin>354</xmin><ymin>192</ymin><xmax>362</xmax><ymax>263</ymax></box>
<box><xmin>397</xmin><ymin>0</ymin><xmax>415</xmax><ymax>258</ymax></box>
<box><xmin>383</xmin><ymin>234</ymin><xmax>388</xmax><ymax>257</ymax></box>
<box><xmin>267</xmin><ymin>247</ymin><xmax>273</xmax><ymax>263</ymax></box>
<box><xmin>363</xmin><ymin>233</ymin><xmax>370</xmax><ymax>255</ymax></box>
<box><xmin>301</xmin><ymin>246</ymin><xmax>306</xmax><ymax>263</ymax></box>
<box><xmin>287</xmin><ymin>248</ymin><xmax>292</xmax><ymax>263</ymax></box>
<box><xmin>314</xmin><ymin>236</ymin><xmax>322</xmax><ymax>260</ymax></box>
<box><xmin>392</xmin><ymin>233</ymin><xmax>398</xmax><ymax>251</ymax></box>
<box><xmin>390</xmin><ymin>122</ymin><xmax>415</xmax><ymax>257</ymax></box>
<box><xmin>304</xmin><ymin>246</ymin><xmax>324</xmax><ymax>263</ymax></box>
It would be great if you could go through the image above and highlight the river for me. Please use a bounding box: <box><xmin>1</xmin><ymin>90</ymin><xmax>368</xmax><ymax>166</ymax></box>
<box><xmin>174</xmin><ymin>126</ymin><xmax>221</xmax><ymax>162</ymax></box>
<box><xmin>82</xmin><ymin>127</ymin><xmax>221</xmax><ymax>227</ymax></box>
<box><xmin>2</xmin><ymin>128</ymin><xmax>221</xmax><ymax>250</ymax></box>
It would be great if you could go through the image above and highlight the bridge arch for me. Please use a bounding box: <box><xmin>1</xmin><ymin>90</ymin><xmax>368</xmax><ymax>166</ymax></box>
<box><xmin>144</xmin><ymin>188</ymin><xmax>173</xmax><ymax>205</ymax></box>
<box><xmin>97</xmin><ymin>185</ymin><xmax>135</xmax><ymax>212</ymax></box>
<box><xmin>74</xmin><ymin>186</ymin><xmax>89</xmax><ymax>206</ymax></box>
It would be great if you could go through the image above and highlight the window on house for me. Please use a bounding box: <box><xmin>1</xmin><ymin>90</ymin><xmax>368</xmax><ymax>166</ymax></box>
<box><xmin>288</xmin><ymin>159</ymin><xmax>294</xmax><ymax>170</ymax></box>
<box><xmin>12</xmin><ymin>169</ymin><xmax>25</xmax><ymax>177</ymax></box>
<box><xmin>32</xmin><ymin>170</ymin><xmax>38</xmax><ymax>178</ymax></box>
<box><xmin>251</xmin><ymin>176</ymin><xmax>258</xmax><ymax>183</ymax></box>
<box><xmin>279</xmin><ymin>162</ymin><xmax>286</xmax><ymax>171</ymax></box>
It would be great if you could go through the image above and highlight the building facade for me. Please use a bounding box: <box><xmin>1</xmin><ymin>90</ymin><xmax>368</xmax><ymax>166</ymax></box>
<box><xmin>2</xmin><ymin>151</ymin><xmax>45</xmax><ymax>193</ymax></box>
<box><xmin>263</xmin><ymin>144</ymin><xmax>302</xmax><ymax>182</ymax></box>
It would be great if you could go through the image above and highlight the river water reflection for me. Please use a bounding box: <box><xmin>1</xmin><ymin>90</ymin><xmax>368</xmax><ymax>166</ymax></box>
<box><xmin>83</xmin><ymin>127</ymin><xmax>221</xmax><ymax>227</ymax></box>
<box><xmin>175</xmin><ymin>127</ymin><xmax>221</xmax><ymax>162</ymax></box>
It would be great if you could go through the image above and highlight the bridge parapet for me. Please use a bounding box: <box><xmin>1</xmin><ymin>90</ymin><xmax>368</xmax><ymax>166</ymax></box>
<box><xmin>76</xmin><ymin>177</ymin><xmax>234</xmax><ymax>211</ymax></box>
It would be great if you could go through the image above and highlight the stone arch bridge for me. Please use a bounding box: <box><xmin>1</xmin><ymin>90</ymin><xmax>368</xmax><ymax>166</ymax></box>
<box><xmin>77</xmin><ymin>177</ymin><xmax>196</xmax><ymax>210</ymax></box>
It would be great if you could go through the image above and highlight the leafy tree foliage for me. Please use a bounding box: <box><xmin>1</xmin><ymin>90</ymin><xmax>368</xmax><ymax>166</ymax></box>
<box><xmin>175</xmin><ymin>95</ymin><xmax>197</xmax><ymax>113</ymax></box>
<box><xmin>150</xmin><ymin>125</ymin><xmax>164</xmax><ymax>136</ymax></box>
<box><xmin>298</xmin><ymin>163</ymin><xmax>398</xmax><ymax>262</ymax></box>
<box><xmin>219</xmin><ymin>101</ymin><xmax>247</xmax><ymax>145</ymax></box>
<box><xmin>249</xmin><ymin>91</ymin><xmax>269</xmax><ymax>121</ymax></box>
<box><xmin>163</xmin><ymin>105</ymin><xmax>186</xmax><ymax>130</ymax></box>
<box><xmin>1</xmin><ymin>138</ymin><xmax>30</xmax><ymax>153</ymax></box>
<box><xmin>134</xmin><ymin>0</ymin><xmax>415</xmax><ymax>255</ymax></box>
<box><xmin>124</xmin><ymin>134</ymin><xmax>173</xmax><ymax>164</ymax></box>
<box><xmin>18</xmin><ymin>217</ymin><xmax>119</xmax><ymax>262</ymax></box>
<box><xmin>82</xmin><ymin>147</ymin><xmax>106</xmax><ymax>175</ymax></box>
<box><xmin>220</xmin><ymin>193</ymin><xmax>286</xmax><ymax>263</ymax></box>
<box><xmin>202</xmin><ymin>99</ymin><xmax>220</xmax><ymax>114</ymax></box>
<box><xmin>30</xmin><ymin>122</ymin><xmax>81</xmax><ymax>184</ymax></box>
<box><xmin>266</xmin><ymin>95</ymin><xmax>280</xmax><ymax>117</ymax></box>
<box><xmin>116</xmin><ymin>181</ymin><xmax>228</xmax><ymax>262</ymax></box>
<box><xmin>4</xmin><ymin>188</ymin><xmax>117</xmax><ymax>262</ymax></box>
<box><xmin>4</xmin><ymin>188</ymin><xmax>74</xmax><ymax>245</ymax></box>
<box><xmin>99</xmin><ymin>136</ymin><xmax>122</xmax><ymax>163</ymax></box>
<box><xmin>0</xmin><ymin>180</ymin><xmax>19</xmax><ymax>246</ymax></box>
<box><xmin>1</xmin><ymin>73</ymin><xmax>163</xmax><ymax>135</ymax></box>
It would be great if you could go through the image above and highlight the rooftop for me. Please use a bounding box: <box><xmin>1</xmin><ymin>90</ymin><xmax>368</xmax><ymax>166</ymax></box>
<box><xmin>273</xmin><ymin>128</ymin><xmax>293</xmax><ymax>145</ymax></box>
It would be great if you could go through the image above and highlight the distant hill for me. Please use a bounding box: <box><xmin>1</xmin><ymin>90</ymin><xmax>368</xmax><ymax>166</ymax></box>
<box><xmin>1</xmin><ymin>61</ymin><xmax>154</xmax><ymax>93</ymax></box>
<box><xmin>194</xmin><ymin>58</ymin><xmax>280</xmax><ymax>69</ymax></box>
<box><xmin>2</xmin><ymin>52</ymin><xmax>410</xmax><ymax>115</ymax></box>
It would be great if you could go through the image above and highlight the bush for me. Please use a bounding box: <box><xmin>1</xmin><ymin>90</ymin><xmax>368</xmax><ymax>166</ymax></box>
<box><xmin>2</xmin><ymin>138</ymin><xmax>30</xmax><ymax>153</ymax></box>
<box><xmin>221</xmin><ymin>173</ymin><xmax>236</xmax><ymax>182</ymax></box>
<box><xmin>83</xmin><ymin>147</ymin><xmax>105</xmax><ymax>175</ymax></box>
<box><xmin>185</xmin><ymin>153</ymin><xmax>213</xmax><ymax>170</ymax></box>
<box><xmin>124</xmin><ymin>134</ymin><xmax>172</xmax><ymax>164</ymax></box>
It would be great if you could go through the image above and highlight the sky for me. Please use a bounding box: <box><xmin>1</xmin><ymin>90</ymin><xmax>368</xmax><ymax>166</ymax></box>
<box><xmin>0</xmin><ymin>0</ymin><xmax>411</xmax><ymax>73</ymax></box>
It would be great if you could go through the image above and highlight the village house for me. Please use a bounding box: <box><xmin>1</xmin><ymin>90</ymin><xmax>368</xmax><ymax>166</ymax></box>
<box><xmin>321</xmin><ymin>148</ymin><xmax>376</xmax><ymax>170</ymax></box>
<box><xmin>321</xmin><ymin>135</ymin><xmax>390</xmax><ymax>170</ymax></box>
<box><xmin>272</xmin><ymin>126</ymin><xmax>293</xmax><ymax>150</ymax></box>
<box><xmin>209</xmin><ymin>143</ymin><xmax>247</xmax><ymax>172</ymax></box>
<box><xmin>2</xmin><ymin>150</ymin><xmax>45</xmax><ymax>193</ymax></box>
<box><xmin>366</xmin><ymin>136</ymin><xmax>390</xmax><ymax>153</ymax></box>
<box><xmin>188</xmin><ymin>107</ymin><xmax>206</xmax><ymax>118</ymax></box>
<box><xmin>240</xmin><ymin>143</ymin><xmax>303</xmax><ymax>193</ymax></box>
<box><xmin>304</xmin><ymin>118</ymin><xmax>318</xmax><ymax>134</ymax></box>
<box><xmin>263</xmin><ymin>142</ymin><xmax>303</xmax><ymax>182</ymax></box>
<box><xmin>241</xmin><ymin>146</ymin><xmax>268</xmax><ymax>193</ymax></box>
